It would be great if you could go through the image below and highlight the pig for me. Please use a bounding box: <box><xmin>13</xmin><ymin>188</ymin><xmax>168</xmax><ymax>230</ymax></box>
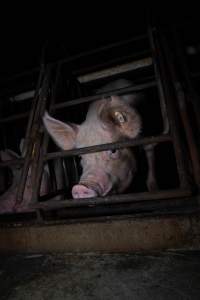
<box><xmin>43</xmin><ymin>79</ymin><xmax>142</xmax><ymax>199</ymax></box>
<box><xmin>0</xmin><ymin>148</ymin><xmax>50</xmax><ymax>213</ymax></box>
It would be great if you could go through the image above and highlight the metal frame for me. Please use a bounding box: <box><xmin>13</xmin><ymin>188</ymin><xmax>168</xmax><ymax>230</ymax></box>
<box><xmin>0</xmin><ymin>26</ymin><xmax>199</xmax><ymax>224</ymax></box>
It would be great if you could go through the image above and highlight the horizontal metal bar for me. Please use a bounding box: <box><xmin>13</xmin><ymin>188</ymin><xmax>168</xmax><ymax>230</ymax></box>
<box><xmin>73</xmin><ymin>50</ymin><xmax>151</xmax><ymax>77</ymax></box>
<box><xmin>0</xmin><ymin>158</ymin><xmax>24</xmax><ymax>168</ymax></box>
<box><xmin>51</xmin><ymin>34</ymin><xmax>148</xmax><ymax>67</ymax></box>
<box><xmin>78</xmin><ymin>57</ymin><xmax>152</xmax><ymax>83</ymax></box>
<box><xmin>0</xmin><ymin>80</ymin><xmax>156</xmax><ymax>124</ymax></box>
<box><xmin>0</xmin><ymin>112</ymin><xmax>30</xmax><ymax>124</ymax></box>
<box><xmin>44</xmin><ymin>135</ymin><xmax>171</xmax><ymax>161</ymax></box>
<box><xmin>30</xmin><ymin>188</ymin><xmax>192</xmax><ymax>210</ymax></box>
<box><xmin>0</xmin><ymin>34</ymin><xmax>148</xmax><ymax>86</ymax></box>
<box><xmin>52</xmin><ymin>80</ymin><xmax>157</xmax><ymax>111</ymax></box>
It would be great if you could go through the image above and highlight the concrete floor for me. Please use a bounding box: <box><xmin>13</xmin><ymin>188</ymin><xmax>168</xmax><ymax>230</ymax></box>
<box><xmin>0</xmin><ymin>251</ymin><xmax>200</xmax><ymax>300</ymax></box>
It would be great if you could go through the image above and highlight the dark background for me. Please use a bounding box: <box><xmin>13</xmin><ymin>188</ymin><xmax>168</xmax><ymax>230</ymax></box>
<box><xmin>0</xmin><ymin>3</ymin><xmax>199</xmax><ymax>81</ymax></box>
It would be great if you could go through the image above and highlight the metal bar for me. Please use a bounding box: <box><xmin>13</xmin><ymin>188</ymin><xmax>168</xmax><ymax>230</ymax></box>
<box><xmin>0</xmin><ymin>34</ymin><xmax>147</xmax><ymax>88</ymax></box>
<box><xmin>29</xmin><ymin>66</ymin><xmax>53</xmax><ymax>204</ymax></box>
<box><xmin>45</xmin><ymin>135</ymin><xmax>171</xmax><ymax>161</ymax></box>
<box><xmin>31</xmin><ymin>188</ymin><xmax>192</xmax><ymax>210</ymax></box>
<box><xmin>151</xmin><ymin>28</ymin><xmax>191</xmax><ymax>189</ymax></box>
<box><xmin>0</xmin><ymin>80</ymin><xmax>156</xmax><ymax>124</ymax></box>
<box><xmin>31</xmin><ymin>63</ymin><xmax>62</xmax><ymax>204</ymax></box>
<box><xmin>160</xmin><ymin>31</ymin><xmax>200</xmax><ymax>187</ymax></box>
<box><xmin>172</xmin><ymin>29</ymin><xmax>200</xmax><ymax>133</ymax></box>
<box><xmin>78</xmin><ymin>57</ymin><xmax>152</xmax><ymax>83</ymax></box>
<box><xmin>15</xmin><ymin>65</ymin><xmax>49</xmax><ymax>206</ymax></box>
<box><xmin>0</xmin><ymin>158</ymin><xmax>24</xmax><ymax>168</ymax></box>
<box><xmin>40</xmin><ymin>197</ymin><xmax>197</xmax><ymax>220</ymax></box>
<box><xmin>50</xmin><ymin>34</ymin><xmax>148</xmax><ymax>67</ymax></box>
<box><xmin>22</xmin><ymin>64</ymin><xmax>45</xmax><ymax>155</ymax></box>
<box><xmin>0</xmin><ymin>112</ymin><xmax>29</xmax><ymax>124</ymax></box>
<box><xmin>148</xmin><ymin>27</ymin><xmax>169</xmax><ymax>134</ymax></box>
<box><xmin>74</xmin><ymin>50</ymin><xmax>151</xmax><ymax>78</ymax></box>
<box><xmin>52</xmin><ymin>80</ymin><xmax>156</xmax><ymax>111</ymax></box>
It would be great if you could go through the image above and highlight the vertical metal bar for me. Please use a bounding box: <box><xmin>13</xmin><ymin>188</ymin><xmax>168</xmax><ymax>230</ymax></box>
<box><xmin>148</xmin><ymin>27</ymin><xmax>169</xmax><ymax>134</ymax></box>
<box><xmin>172</xmin><ymin>28</ymin><xmax>200</xmax><ymax>135</ymax></box>
<box><xmin>15</xmin><ymin>64</ymin><xmax>45</xmax><ymax>207</ymax></box>
<box><xmin>160</xmin><ymin>31</ymin><xmax>200</xmax><ymax>187</ymax></box>
<box><xmin>31</xmin><ymin>63</ymin><xmax>61</xmax><ymax>204</ymax></box>
<box><xmin>150</xmin><ymin>27</ymin><xmax>191</xmax><ymax>189</ymax></box>
<box><xmin>21</xmin><ymin>65</ymin><xmax>45</xmax><ymax>154</ymax></box>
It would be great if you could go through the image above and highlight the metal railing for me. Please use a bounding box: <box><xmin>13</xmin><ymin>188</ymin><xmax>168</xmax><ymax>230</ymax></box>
<box><xmin>0</xmin><ymin>26</ymin><xmax>198</xmax><ymax>223</ymax></box>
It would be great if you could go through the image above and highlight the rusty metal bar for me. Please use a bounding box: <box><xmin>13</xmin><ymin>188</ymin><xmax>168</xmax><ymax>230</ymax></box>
<box><xmin>31</xmin><ymin>63</ymin><xmax>62</xmax><ymax>204</ymax></box>
<box><xmin>148</xmin><ymin>28</ymin><xmax>169</xmax><ymax>134</ymax></box>
<box><xmin>172</xmin><ymin>29</ymin><xmax>200</xmax><ymax>133</ymax></box>
<box><xmin>44</xmin><ymin>135</ymin><xmax>171</xmax><ymax>161</ymax></box>
<box><xmin>74</xmin><ymin>49</ymin><xmax>151</xmax><ymax>79</ymax></box>
<box><xmin>0</xmin><ymin>34</ymin><xmax>147</xmax><ymax>88</ymax></box>
<box><xmin>0</xmin><ymin>80</ymin><xmax>156</xmax><ymax>124</ymax></box>
<box><xmin>22</xmin><ymin>64</ymin><xmax>45</xmax><ymax>155</ymax></box>
<box><xmin>0</xmin><ymin>112</ymin><xmax>29</xmax><ymax>124</ymax></box>
<box><xmin>160</xmin><ymin>31</ymin><xmax>200</xmax><ymax>187</ymax></box>
<box><xmin>16</xmin><ymin>66</ymin><xmax>51</xmax><ymax>206</ymax></box>
<box><xmin>52</xmin><ymin>80</ymin><xmax>156</xmax><ymax>111</ymax></box>
<box><xmin>31</xmin><ymin>188</ymin><xmax>192</xmax><ymax>210</ymax></box>
<box><xmin>151</xmin><ymin>28</ymin><xmax>191</xmax><ymax>189</ymax></box>
<box><xmin>51</xmin><ymin>34</ymin><xmax>148</xmax><ymax>67</ymax></box>
<box><xmin>40</xmin><ymin>197</ymin><xmax>197</xmax><ymax>221</ymax></box>
<box><xmin>77</xmin><ymin>57</ymin><xmax>152</xmax><ymax>83</ymax></box>
<box><xmin>0</xmin><ymin>158</ymin><xmax>24</xmax><ymax>168</ymax></box>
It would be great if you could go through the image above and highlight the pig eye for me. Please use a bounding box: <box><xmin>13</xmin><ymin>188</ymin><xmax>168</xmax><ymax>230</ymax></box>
<box><xmin>107</xmin><ymin>149</ymin><xmax>120</xmax><ymax>159</ymax></box>
<box><xmin>114</xmin><ymin>111</ymin><xmax>126</xmax><ymax>124</ymax></box>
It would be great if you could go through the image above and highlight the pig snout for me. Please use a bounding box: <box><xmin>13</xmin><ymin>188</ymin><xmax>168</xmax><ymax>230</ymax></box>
<box><xmin>72</xmin><ymin>184</ymin><xmax>98</xmax><ymax>198</ymax></box>
<box><xmin>72</xmin><ymin>171</ymin><xmax>112</xmax><ymax>199</ymax></box>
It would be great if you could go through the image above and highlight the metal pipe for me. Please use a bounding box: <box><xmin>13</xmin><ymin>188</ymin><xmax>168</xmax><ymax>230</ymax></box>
<box><xmin>44</xmin><ymin>135</ymin><xmax>171</xmax><ymax>161</ymax></box>
<box><xmin>0</xmin><ymin>33</ymin><xmax>147</xmax><ymax>87</ymax></box>
<box><xmin>78</xmin><ymin>57</ymin><xmax>152</xmax><ymax>83</ymax></box>
<box><xmin>16</xmin><ymin>66</ymin><xmax>51</xmax><ymax>206</ymax></box>
<box><xmin>151</xmin><ymin>28</ymin><xmax>192</xmax><ymax>189</ymax></box>
<box><xmin>0</xmin><ymin>80</ymin><xmax>156</xmax><ymax>124</ymax></box>
<box><xmin>30</xmin><ymin>188</ymin><xmax>192</xmax><ymax>210</ymax></box>
<box><xmin>31</xmin><ymin>63</ymin><xmax>62</xmax><ymax>204</ymax></box>
<box><xmin>160</xmin><ymin>31</ymin><xmax>200</xmax><ymax>187</ymax></box>
<box><xmin>51</xmin><ymin>80</ymin><xmax>156</xmax><ymax>111</ymax></box>
<box><xmin>74</xmin><ymin>50</ymin><xmax>151</xmax><ymax>78</ymax></box>
<box><xmin>148</xmin><ymin>27</ymin><xmax>169</xmax><ymax>134</ymax></box>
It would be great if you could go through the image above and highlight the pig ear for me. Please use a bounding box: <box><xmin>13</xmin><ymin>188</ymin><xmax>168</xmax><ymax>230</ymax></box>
<box><xmin>43</xmin><ymin>112</ymin><xmax>79</xmax><ymax>150</ymax></box>
<box><xmin>0</xmin><ymin>149</ymin><xmax>20</xmax><ymax>161</ymax></box>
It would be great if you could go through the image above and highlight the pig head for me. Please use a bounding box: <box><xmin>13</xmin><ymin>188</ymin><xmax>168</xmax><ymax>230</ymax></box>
<box><xmin>43</xmin><ymin>80</ymin><xmax>142</xmax><ymax>199</ymax></box>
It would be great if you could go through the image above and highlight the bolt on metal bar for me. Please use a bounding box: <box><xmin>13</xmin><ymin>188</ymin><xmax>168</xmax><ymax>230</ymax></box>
<box><xmin>30</xmin><ymin>188</ymin><xmax>192</xmax><ymax>210</ymax></box>
<box><xmin>44</xmin><ymin>135</ymin><xmax>171</xmax><ymax>161</ymax></box>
